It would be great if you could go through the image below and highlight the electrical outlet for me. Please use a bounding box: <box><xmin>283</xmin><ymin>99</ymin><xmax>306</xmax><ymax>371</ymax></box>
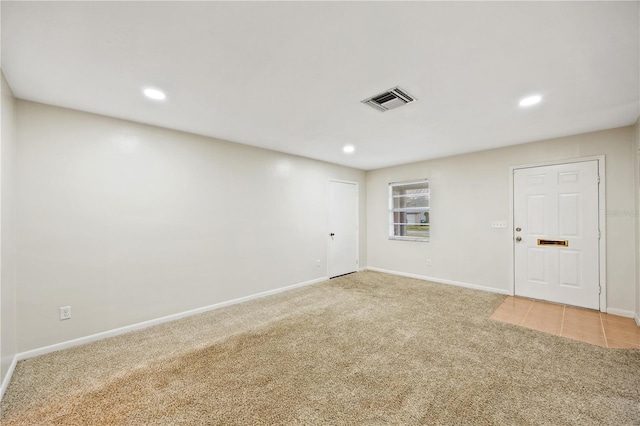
<box><xmin>316</xmin><ymin>259</ymin><xmax>321</xmax><ymax>268</ymax></box>
<box><xmin>426</xmin><ymin>258</ymin><xmax>432</xmax><ymax>266</ymax></box>
<box><xmin>60</xmin><ymin>306</ymin><xmax>71</xmax><ymax>320</ymax></box>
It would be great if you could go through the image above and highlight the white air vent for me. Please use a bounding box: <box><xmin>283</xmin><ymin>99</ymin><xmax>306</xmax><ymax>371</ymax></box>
<box><xmin>362</xmin><ymin>86</ymin><xmax>416</xmax><ymax>112</ymax></box>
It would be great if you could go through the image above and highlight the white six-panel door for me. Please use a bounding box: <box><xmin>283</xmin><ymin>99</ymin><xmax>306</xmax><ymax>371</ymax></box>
<box><xmin>328</xmin><ymin>180</ymin><xmax>358</xmax><ymax>278</ymax></box>
<box><xmin>513</xmin><ymin>161</ymin><xmax>600</xmax><ymax>309</ymax></box>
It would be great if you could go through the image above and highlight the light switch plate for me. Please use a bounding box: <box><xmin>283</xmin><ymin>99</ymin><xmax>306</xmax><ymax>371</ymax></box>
<box><xmin>491</xmin><ymin>221</ymin><xmax>507</xmax><ymax>229</ymax></box>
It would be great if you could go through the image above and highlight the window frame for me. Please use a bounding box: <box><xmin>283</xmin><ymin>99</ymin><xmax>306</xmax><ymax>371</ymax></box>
<box><xmin>388</xmin><ymin>178</ymin><xmax>430</xmax><ymax>242</ymax></box>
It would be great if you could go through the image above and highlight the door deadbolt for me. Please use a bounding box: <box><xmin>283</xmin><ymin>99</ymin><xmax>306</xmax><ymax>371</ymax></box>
<box><xmin>515</xmin><ymin>227</ymin><xmax>521</xmax><ymax>232</ymax></box>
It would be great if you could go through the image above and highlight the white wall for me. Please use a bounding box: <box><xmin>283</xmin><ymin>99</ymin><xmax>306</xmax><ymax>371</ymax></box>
<box><xmin>15</xmin><ymin>101</ymin><xmax>366</xmax><ymax>352</ymax></box>
<box><xmin>9</xmin><ymin>97</ymin><xmax>640</xmax><ymax>355</ymax></box>
<box><xmin>367</xmin><ymin>126</ymin><xmax>636</xmax><ymax>315</ymax></box>
<box><xmin>1</xmin><ymin>72</ymin><xmax>18</xmax><ymax>388</ymax></box>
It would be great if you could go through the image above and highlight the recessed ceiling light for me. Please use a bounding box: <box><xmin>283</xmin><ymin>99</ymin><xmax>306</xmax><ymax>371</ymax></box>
<box><xmin>519</xmin><ymin>95</ymin><xmax>542</xmax><ymax>107</ymax></box>
<box><xmin>343</xmin><ymin>145</ymin><xmax>355</xmax><ymax>154</ymax></box>
<box><xmin>143</xmin><ymin>87</ymin><xmax>166</xmax><ymax>101</ymax></box>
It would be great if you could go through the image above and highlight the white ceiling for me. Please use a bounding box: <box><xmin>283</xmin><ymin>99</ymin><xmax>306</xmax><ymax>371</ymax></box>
<box><xmin>2</xmin><ymin>1</ymin><xmax>639</xmax><ymax>170</ymax></box>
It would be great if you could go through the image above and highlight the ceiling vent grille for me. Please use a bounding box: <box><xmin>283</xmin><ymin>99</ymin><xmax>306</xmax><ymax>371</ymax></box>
<box><xmin>362</xmin><ymin>86</ymin><xmax>416</xmax><ymax>112</ymax></box>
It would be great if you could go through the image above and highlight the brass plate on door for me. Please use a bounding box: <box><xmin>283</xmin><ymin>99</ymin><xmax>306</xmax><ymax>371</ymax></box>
<box><xmin>537</xmin><ymin>239</ymin><xmax>569</xmax><ymax>247</ymax></box>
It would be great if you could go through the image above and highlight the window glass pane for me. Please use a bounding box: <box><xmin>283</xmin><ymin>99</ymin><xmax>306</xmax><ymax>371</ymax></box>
<box><xmin>406</xmin><ymin>224</ymin><xmax>429</xmax><ymax>238</ymax></box>
<box><xmin>393</xmin><ymin>211</ymin><xmax>429</xmax><ymax>224</ymax></box>
<box><xmin>392</xmin><ymin>183</ymin><xmax>428</xmax><ymax>194</ymax></box>
<box><xmin>393</xmin><ymin>196</ymin><xmax>429</xmax><ymax>210</ymax></box>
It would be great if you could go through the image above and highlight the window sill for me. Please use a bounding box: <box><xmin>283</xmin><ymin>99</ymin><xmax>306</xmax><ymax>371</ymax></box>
<box><xmin>389</xmin><ymin>237</ymin><xmax>430</xmax><ymax>242</ymax></box>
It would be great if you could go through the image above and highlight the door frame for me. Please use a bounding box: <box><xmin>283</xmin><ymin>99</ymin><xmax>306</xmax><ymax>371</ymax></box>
<box><xmin>327</xmin><ymin>179</ymin><xmax>359</xmax><ymax>278</ymax></box>
<box><xmin>508</xmin><ymin>155</ymin><xmax>607</xmax><ymax>312</ymax></box>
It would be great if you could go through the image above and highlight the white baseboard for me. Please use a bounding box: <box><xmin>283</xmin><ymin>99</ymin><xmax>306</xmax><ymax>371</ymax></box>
<box><xmin>15</xmin><ymin>276</ymin><xmax>328</xmax><ymax>363</ymax></box>
<box><xmin>365</xmin><ymin>267</ymin><xmax>510</xmax><ymax>295</ymax></box>
<box><xmin>606</xmin><ymin>308</ymin><xmax>636</xmax><ymax>319</ymax></box>
<box><xmin>635</xmin><ymin>314</ymin><xmax>640</xmax><ymax>327</ymax></box>
<box><xmin>0</xmin><ymin>355</ymin><xmax>18</xmax><ymax>401</ymax></box>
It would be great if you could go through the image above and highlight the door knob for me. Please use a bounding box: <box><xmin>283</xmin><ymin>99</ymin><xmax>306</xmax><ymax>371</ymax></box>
<box><xmin>515</xmin><ymin>236</ymin><xmax>522</xmax><ymax>242</ymax></box>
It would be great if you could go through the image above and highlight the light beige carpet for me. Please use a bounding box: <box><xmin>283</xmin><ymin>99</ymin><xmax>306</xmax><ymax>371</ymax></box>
<box><xmin>2</xmin><ymin>271</ymin><xmax>639</xmax><ymax>425</ymax></box>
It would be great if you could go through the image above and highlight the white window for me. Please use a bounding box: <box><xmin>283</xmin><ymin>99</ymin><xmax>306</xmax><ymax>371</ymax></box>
<box><xmin>389</xmin><ymin>179</ymin><xmax>430</xmax><ymax>241</ymax></box>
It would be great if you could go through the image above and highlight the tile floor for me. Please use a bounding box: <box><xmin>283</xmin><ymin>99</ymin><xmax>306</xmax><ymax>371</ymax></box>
<box><xmin>490</xmin><ymin>296</ymin><xmax>640</xmax><ymax>349</ymax></box>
